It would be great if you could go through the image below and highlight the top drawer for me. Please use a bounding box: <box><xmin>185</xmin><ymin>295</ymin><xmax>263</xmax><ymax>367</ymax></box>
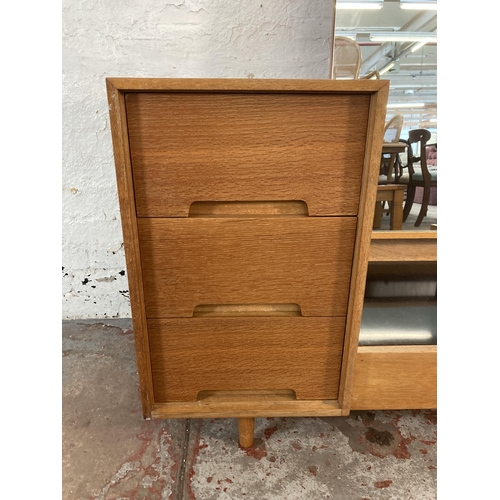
<box><xmin>125</xmin><ymin>92</ymin><xmax>370</xmax><ymax>217</ymax></box>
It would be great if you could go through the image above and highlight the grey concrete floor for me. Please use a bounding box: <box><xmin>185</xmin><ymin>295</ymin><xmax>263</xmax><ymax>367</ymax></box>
<box><xmin>62</xmin><ymin>319</ymin><xmax>437</xmax><ymax>500</ymax></box>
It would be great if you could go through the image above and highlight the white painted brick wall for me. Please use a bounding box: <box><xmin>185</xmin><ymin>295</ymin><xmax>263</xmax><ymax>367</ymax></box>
<box><xmin>62</xmin><ymin>0</ymin><xmax>333</xmax><ymax>319</ymax></box>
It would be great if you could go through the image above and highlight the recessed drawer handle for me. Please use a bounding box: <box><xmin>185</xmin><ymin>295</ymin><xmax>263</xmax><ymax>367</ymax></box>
<box><xmin>196</xmin><ymin>389</ymin><xmax>298</xmax><ymax>401</ymax></box>
<box><xmin>188</xmin><ymin>200</ymin><xmax>309</xmax><ymax>217</ymax></box>
<box><xmin>193</xmin><ymin>303</ymin><xmax>302</xmax><ymax>317</ymax></box>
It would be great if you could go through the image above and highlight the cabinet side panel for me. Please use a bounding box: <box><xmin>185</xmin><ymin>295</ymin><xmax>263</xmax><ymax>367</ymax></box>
<box><xmin>106</xmin><ymin>81</ymin><xmax>155</xmax><ymax>417</ymax></box>
<box><xmin>337</xmin><ymin>83</ymin><xmax>390</xmax><ymax>413</ymax></box>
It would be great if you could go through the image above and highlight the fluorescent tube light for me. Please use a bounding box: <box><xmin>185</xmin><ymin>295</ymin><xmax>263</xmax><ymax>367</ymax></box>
<box><xmin>337</xmin><ymin>1</ymin><xmax>383</xmax><ymax>9</ymax></box>
<box><xmin>379</xmin><ymin>62</ymin><xmax>394</xmax><ymax>75</ymax></box>
<box><xmin>387</xmin><ymin>103</ymin><xmax>426</xmax><ymax>108</ymax></box>
<box><xmin>400</xmin><ymin>1</ymin><xmax>437</xmax><ymax>10</ymax></box>
<box><xmin>411</xmin><ymin>40</ymin><xmax>428</xmax><ymax>52</ymax></box>
<box><xmin>371</xmin><ymin>32</ymin><xmax>437</xmax><ymax>43</ymax></box>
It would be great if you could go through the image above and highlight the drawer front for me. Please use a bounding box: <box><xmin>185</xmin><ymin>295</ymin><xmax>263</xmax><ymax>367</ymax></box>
<box><xmin>126</xmin><ymin>92</ymin><xmax>370</xmax><ymax>217</ymax></box>
<box><xmin>137</xmin><ymin>216</ymin><xmax>357</xmax><ymax>318</ymax></box>
<box><xmin>148</xmin><ymin>317</ymin><xmax>346</xmax><ymax>403</ymax></box>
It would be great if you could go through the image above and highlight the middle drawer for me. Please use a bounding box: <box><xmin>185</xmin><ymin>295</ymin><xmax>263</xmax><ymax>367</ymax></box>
<box><xmin>137</xmin><ymin>216</ymin><xmax>357</xmax><ymax>318</ymax></box>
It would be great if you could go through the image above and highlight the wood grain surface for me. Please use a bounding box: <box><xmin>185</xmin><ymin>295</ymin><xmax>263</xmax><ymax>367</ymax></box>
<box><xmin>148</xmin><ymin>317</ymin><xmax>346</xmax><ymax>403</ymax></box>
<box><xmin>137</xmin><ymin>216</ymin><xmax>357</xmax><ymax>318</ymax></box>
<box><xmin>350</xmin><ymin>345</ymin><xmax>437</xmax><ymax>409</ymax></box>
<box><xmin>126</xmin><ymin>92</ymin><xmax>370</xmax><ymax>217</ymax></box>
<box><xmin>108</xmin><ymin>77</ymin><xmax>389</xmax><ymax>93</ymax></box>
<box><xmin>337</xmin><ymin>86</ymin><xmax>389</xmax><ymax>413</ymax></box>
<box><xmin>106</xmin><ymin>80</ymin><xmax>155</xmax><ymax>417</ymax></box>
<box><xmin>369</xmin><ymin>238</ymin><xmax>437</xmax><ymax>262</ymax></box>
<box><xmin>150</xmin><ymin>399</ymin><xmax>343</xmax><ymax>419</ymax></box>
<box><xmin>106</xmin><ymin>78</ymin><xmax>393</xmax><ymax>419</ymax></box>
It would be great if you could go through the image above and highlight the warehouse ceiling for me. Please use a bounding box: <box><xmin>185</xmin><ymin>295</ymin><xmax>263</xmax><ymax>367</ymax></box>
<box><xmin>334</xmin><ymin>0</ymin><xmax>437</xmax><ymax>131</ymax></box>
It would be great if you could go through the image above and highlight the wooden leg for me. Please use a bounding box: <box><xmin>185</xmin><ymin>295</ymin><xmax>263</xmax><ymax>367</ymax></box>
<box><xmin>373</xmin><ymin>201</ymin><xmax>383</xmax><ymax>229</ymax></box>
<box><xmin>403</xmin><ymin>185</ymin><xmax>415</xmax><ymax>222</ymax></box>
<box><xmin>415</xmin><ymin>187</ymin><xmax>431</xmax><ymax>227</ymax></box>
<box><xmin>238</xmin><ymin>417</ymin><xmax>255</xmax><ymax>448</ymax></box>
<box><xmin>390</xmin><ymin>188</ymin><xmax>405</xmax><ymax>230</ymax></box>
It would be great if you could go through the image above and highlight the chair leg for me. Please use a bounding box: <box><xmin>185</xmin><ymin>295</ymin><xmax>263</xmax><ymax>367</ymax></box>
<box><xmin>373</xmin><ymin>201</ymin><xmax>383</xmax><ymax>228</ymax></box>
<box><xmin>403</xmin><ymin>186</ymin><xmax>415</xmax><ymax>222</ymax></box>
<box><xmin>238</xmin><ymin>417</ymin><xmax>255</xmax><ymax>448</ymax></box>
<box><xmin>415</xmin><ymin>187</ymin><xmax>431</xmax><ymax>227</ymax></box>
<box><xmin>390</xmin><ymin>189</ymin><xmax>405</xmax><ymax>230</ymax></box>
<box><xmin>385</xmin><ymin>201</ymin><xmax>392</xmax><ymax>216</ymax></box>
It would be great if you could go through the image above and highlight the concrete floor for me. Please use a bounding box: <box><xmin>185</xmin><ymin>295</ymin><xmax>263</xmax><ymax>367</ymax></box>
<box><xmin>62</xmin><ymin>319</ymin><xmax>437</xmax><ymax>500</ymax></box>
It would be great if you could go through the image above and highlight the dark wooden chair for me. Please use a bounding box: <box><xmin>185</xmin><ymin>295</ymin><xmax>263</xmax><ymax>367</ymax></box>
<box><xmin>399</xmin><ymin>129</ymin><xmax>437</xmax><ymax>227</ymax></box>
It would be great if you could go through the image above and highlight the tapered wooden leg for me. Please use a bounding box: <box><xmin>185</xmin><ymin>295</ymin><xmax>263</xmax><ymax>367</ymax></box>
<box><xmin>390</xmin><ymin>188</ymin><xmax>405</xmax><ymax>230</ymax></box>
<box><xmin>373</xmin><ymin>201</ymin><xmax>383</xmax><ymax>228</ymax></box>
<box><xmin>415</xmin><ymin>187</ymin><xmax>431</xmax><ymax>227</ymax></box>
<box><xmin>238</xmin><ymin>417</ymin><xmax>255</xmax><ymax>448</ymax></box>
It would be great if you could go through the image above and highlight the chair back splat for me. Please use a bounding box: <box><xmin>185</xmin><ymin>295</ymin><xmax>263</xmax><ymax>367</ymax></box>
<box><xmin>400</xmin><ymin>128</ymin><xmax>436</xmax><ymax>227</ymax></box>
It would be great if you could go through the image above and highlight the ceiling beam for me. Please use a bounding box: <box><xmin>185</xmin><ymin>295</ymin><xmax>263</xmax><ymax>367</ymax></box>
<box><xmin>360</xmin><ymin>10</ymin><xmax>437</xmax><ymax>74</ymax></box>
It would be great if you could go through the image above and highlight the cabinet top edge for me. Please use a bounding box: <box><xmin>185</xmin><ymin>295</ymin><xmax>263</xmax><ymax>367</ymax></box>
<box><xmin>106</xmin><ymin>77</ymin><xmax>389</xmax><ymax>94</ymax></box>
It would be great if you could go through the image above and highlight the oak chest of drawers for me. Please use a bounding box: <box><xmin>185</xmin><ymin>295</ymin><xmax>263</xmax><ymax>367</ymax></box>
<box><xmin>107</xmin><ymin>78</ymin><xmax>389</xmax><ymax>445</ymax></box>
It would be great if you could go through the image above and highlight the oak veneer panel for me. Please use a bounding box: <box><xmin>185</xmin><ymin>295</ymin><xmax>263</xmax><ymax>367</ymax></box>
<box><xmin>126</xmin><ymin>92</ymin><xmax>370</xmax><ymax>217</ymax></box>
<box><xmin>109</xmin><ymin>77</ymin><xmax>388</xmax><ymax>93</ymax></box>
<box><xmin>151</xmin><ymin>399</ymin><xmax>343</xmax><ymax>419</ymax></box>
<box><xmin>369</xmin><ymin>231</ymin><xmax>437</xmax><ymax>262</ymax></box>
<box><xmin>106</xmin><ymin>80</ymin><xmax>155</xmax><ymax>417</ymax></box>
<box><xmin>350</xmin><ymin>346</ymin><xmax>437</xmax><ymax>409</ymax></box>
<box><xmin>148</xmin><ymin>317</ymin><xmax>346</xmax><ymax>402</ymax></box>
<box><xmin>137</xmin><ymin>216</ymin><xmax>357</xmax><ymax>318</ymax></box>
<box><xmin>334</xmin><ymin>84</ymin><xmax>389</xmax><ymax>412</ymax></box>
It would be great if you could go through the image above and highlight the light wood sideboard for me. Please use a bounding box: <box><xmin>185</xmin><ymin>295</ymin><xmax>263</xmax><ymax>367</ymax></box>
<box><xmin>107</xmin><ymin>78</ymin><xmax>392</xmax><ymax>446</ymax></box>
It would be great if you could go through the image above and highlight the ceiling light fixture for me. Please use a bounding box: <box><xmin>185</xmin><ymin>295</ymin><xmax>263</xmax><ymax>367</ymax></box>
<box><xmin>411</xmin><ymin>40</ymin><xmax>428</xmax><ymax>52</ymax></box>
<box><xmin>387</xmin><ymin>102</ymin><xmax>426</xmax><ymax>108</ymax></box>
<box><xmin>337</xmin><ymin>0</ymin><xmax>383</xmax><ymax>9</ymax></box>
<box><xmin>379</xmin><ymin>62</ymin><xmax>395</xmax><ymax>75</ymax></box>
<box><xmin>400</xmin><ymin>0</ymin><xmax>437</xmax><ymax>10</ymax></box>
<box><xmin>371</xmin><ymin>32</ymin><xmax>437</xmax><ymax>43</ymax></box>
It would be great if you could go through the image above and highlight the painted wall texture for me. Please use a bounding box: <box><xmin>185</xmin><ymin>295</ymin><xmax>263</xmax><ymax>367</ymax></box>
<box><xmin>62</xmin><ymin>0</ymin><xmax>333</xmax><ymax>319</ymax></box>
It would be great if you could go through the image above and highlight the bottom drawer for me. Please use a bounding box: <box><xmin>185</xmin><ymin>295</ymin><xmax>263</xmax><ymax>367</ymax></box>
<box><xmin>148</xmin><ymin>317</ymin><xmax>346</xmax><ymax>403</ymax></box>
